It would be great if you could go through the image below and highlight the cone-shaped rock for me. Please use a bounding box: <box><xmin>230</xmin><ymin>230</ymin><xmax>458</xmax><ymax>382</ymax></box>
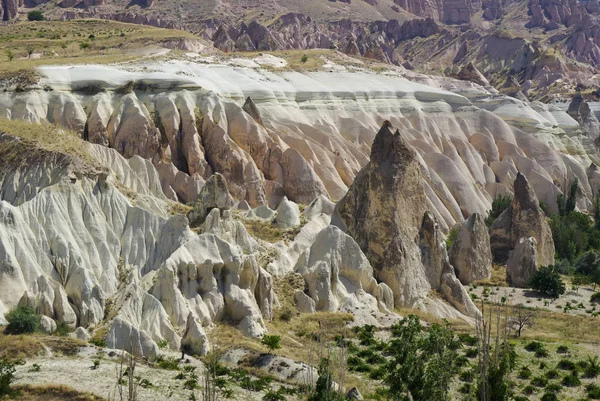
<box><xmin>490</xmin><ymin>172</ymin><xmax>555</xmax><ymax>267</ymax></box>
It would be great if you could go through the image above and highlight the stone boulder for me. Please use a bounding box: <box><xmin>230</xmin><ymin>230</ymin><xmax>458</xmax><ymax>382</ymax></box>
<box><xmin>105</xmin><ymin>317</ymin><xmax>159</xmax><ymax>359</ymax></box>
<box><xmin>506</xmin><ymin>237</ymin><xmax>538</xmax><ymax>288</ymax></box>
<box><xmin>294</xmin><ymin>290</ymin><xmax>316</xmax><ymax>313</ymax></box>
<box><xmin>181</xmin><ymin>313</ymin><xmax>209</xmax><ymax>356</ymax></box>
<box><xmin>567</xmin><ymin>93</ymin><xmax>600</xmax><ymax>138</ymax></box>
<box><xmin>71</xmin><ymin>327</ymin><xmax>91</xmax><ymax>341</ymax></box>
<box><xmin>188</xmin><ymin>173</ymin><xmax>235</xmax><ymax>226</ymax></box>
<box><xmin>40</xmin><ymin>315</ymin><xmax>57</xmax><ymax>334</ymax></box>
<box><xmin>275</xmin><ymin>197</ymin><xmax>300</xmax><ymax>228</ymax></box>
<box><xmin>449</xmin><ymin>213</ymin><xmax>492</xmax><ymax>284</ymax></box>
<box><xmin>490</xmin><ymin>172</ymin><xmax>555</xmax><ymax>267</ymax></box>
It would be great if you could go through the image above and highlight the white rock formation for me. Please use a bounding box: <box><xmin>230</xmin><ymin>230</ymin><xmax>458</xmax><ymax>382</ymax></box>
<box><xmin>0</xmin><ymin>61</ymin><xmax>596</xmax><ymax>230</ymax></box>
<box><xmin>506</xmin><ymin>237</ymin><xmax>538</xmax><ymax>288</ymax></box>
<box><xmin>295</xmin><ymin>226</ymin><xmax>394</xmax><ymax>325</ymax></box>
<box><xmin>449</xmin><ymin>213</ymin><xmax>493</xmax><ymax>284</ymax></box>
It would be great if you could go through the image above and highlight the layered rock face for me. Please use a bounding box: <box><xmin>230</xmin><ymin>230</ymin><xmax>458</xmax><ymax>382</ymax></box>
<box><xmin>333</xmin><ymin>121</ymin><xmax>478</xmax><ymax>317</ymax></box>
<box><xmin>3</xmin><ymin>61</ymin><xmax>599</xmax><ymax>234</ymax></box>
<box><xmin>490</xmin><ymin>173</ymin><xmax>555</xmax><ymax>267</ymax></box>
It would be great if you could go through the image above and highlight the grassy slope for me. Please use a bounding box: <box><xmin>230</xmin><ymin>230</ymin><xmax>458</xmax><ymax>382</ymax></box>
<box><xmin>0</xmin><ymin>19</ymin><xmax>202</xmax><ymax>78</ymax></box>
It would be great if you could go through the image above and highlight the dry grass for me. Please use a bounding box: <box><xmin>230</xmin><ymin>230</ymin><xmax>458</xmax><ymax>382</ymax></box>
<box><xmin>13</xmin><ymin>384</ymin><xmax>106</xmax><ymax>401</ymax></box>
<box><xmin>473</xmin><ymin>264</ymin><xmax>508</xmax><ymax>287</ymax></box>
<box><xmin>0</xmin><ymin>328</ymin><xmax>85</xmax><ymax>360</ymax></box>
<box><xmin>0</xmin><ymin>119</ymin><xmax>94</xmax><ymax>166</ymax></box>
<box><xmin>168</xmin><ymin>201</ymin><xmax>192</xmax><ymax>216</ymax></box>
<box><xmin>243</xmin><ymin>219</ymin><xmax>301</xmax><ymax>243</ymax></box>
<box><xmin>0</xmin><ymin>19</ymin><xmax>201</xmax><ymax>78</ymax></box>
<box><xmin>0</xmin><ymin>332</ymin><xmax>45</xmax><ymax>360</ymax></box>
<box><xmin>210</xmin><ymin>311</ymin><xmax>354</xmax><ymax>366</ymax></box>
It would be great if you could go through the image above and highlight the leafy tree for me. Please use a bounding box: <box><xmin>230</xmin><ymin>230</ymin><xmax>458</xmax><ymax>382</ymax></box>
<box><xmin>0</xmin><ymin>358</ymin><xmax>19</xmax><ymax>398</ymax></box>
<box><xmin>26</xmin><ymin>45</ymin><xmax>34</xmax><ymax>58</ymax></box>
<box><xmin>575</xmin><ymin>250</ymin><xmax>600</xmax><ymax>276</ymax></box>
<box><xmin>550</xmin><ymin>212</ymin><xmax>600</xmax><ymax>261</ymax></box>
<box><xmin>528</xmin><ymin>266</ymin><xmax>566</xmax><ymax>298</ymax></box>
<box><xmin>385</xmin><ymin>315</ymin><xmax>458</xmax><ymax>401</ymax></box>
<box><xmin>260</xmin><ymin>335</ymin><xmax>281</xmax><ymax>355</ymax></box>
<box><xmin>5</xmin><ymin>305</ymin><xmax>40</xmax><ymax>334</ymax></box>
<box><xmin>27</xmin><ymin>10</ymin><xmax>45</xmax><ymax>21</ymax></box>
<box><xmin>308</xmin><ymin>358</ymin><xmax>343</xmax><ymax>401</ymax></box>
<box><xmin>485</xmin><ymin>195</ymin><xmax>512</xmax><ymax>227</ymax></box>
<box><xmin>566</xmin><ymin>178</ymin><xmax>579</xmax><ymax>215</ymax></box>
<box><xmin>4</xmin><ymin>49</ymin><xmax>13</xmax><ymax>62</ymax></box>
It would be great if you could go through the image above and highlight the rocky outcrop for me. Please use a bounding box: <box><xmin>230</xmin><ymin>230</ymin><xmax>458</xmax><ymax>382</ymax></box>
<box><xmin>567</xmin><ymin>93</ymin><xmax>600</xmax><ymax>138</ymax></box>
<box><xmin>456</xmin><ymin>62</ymin><xmax>490</xmax><ymax>87</ymax></box>
<box><xmin>333</xmin><ymin>121</ymin><xmax>477</xmax><ymax>317</ymax></box>
<box><xmin>295</xmin><ymin>226</ymin><xmax>394</xmax><ymax>325</ymax></box>
<box><xmin>188</xmin><ymin>173</ymin><xmax>235</xmax><ymax>226</ymax></box>
<box><xmin>449</xmin><ymin>213</ymin><xmax>492</xmax><ymax>284</ymax></box>
<box><xmin>274</xmin><ymin>197</ymin><xmax>300</xmax><ymax>228</ymax></box>
<box><xmin>490</xmin><ymin>173</ymin><xmax>555</xmax><ymax>267</ymax></box>
<box><xmin>418</xmin><ymin>212</ymin><xmax>480</xmax><ymax>318</ymax></box>
<box><xmin>506</xmin><ymin>236</ymin><xmax>538</xmax><ymax>288</ymax></box>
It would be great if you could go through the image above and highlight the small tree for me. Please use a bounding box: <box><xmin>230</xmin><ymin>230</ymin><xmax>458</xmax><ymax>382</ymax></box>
<box><xmin>261</xmin><ymin>335</ymin><xmax>281</xmax><ymax>355</ymax></box>
<box><xmin>5</xmin><ymin>49</ymin><xmax>14</xmax><ymax>62</ymax></box>
<box><xmin>5</xmin><ymin>305</ymin><xmax>40</xmax><ymax>334</ymax></box>
<box><xmin>509</xmin><ymin>305</ymin><xmax>536</xmax><ymax>338</ymax></box>
<box><xmin>528</xmin><ymin>266</ymin><xmax>565</xmax><ymax>298</ymax></box>
<box><xmin>80</xmin><ymin>42</ymin><xmax>91</xmax><ymax>51</ymax></box>
<box><xmin>27</xmin><ymin>10</ymin><xmax>45</xmax><ymax>21</ymax></box>
<box><xmin>308</xmin><ymin>358</ymin><xmax>343</xmax><ymax>401</ymax></box>
<box><xmin>26</xmin><ymin>45</ymin><xmax>35</xmax><ymax>58</ymax></box>
<box><xmin>485</xmin><ymin>195</ymin><xmax>512</xmax><ymax>227</ymax></box>
<box><xmin>0</xmin><ymin>358</ymin><xmax>19</xmax><ymax>398</ymax></box>
<box><xmin>301</xmin><ymin>54</ymin><xmax>308</xmax><ymax>63</ymax></box>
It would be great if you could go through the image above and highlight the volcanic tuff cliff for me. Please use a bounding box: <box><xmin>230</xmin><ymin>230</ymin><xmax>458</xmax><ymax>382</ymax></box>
<box><xmin>1</xmin><ymin>50</ymin><xmax>599</xmax><ymax>357</ymax></box>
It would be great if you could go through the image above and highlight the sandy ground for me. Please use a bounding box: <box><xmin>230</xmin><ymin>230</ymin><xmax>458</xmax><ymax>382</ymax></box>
<box><xmin>469</xmin><ymin>283</ymin><xmax>599</xmax><ymax>317</ymax></box>
<box><xmin>14</xmin><ymin>347</ymin><xmax>266</xmax><ymax>401</ymax></box>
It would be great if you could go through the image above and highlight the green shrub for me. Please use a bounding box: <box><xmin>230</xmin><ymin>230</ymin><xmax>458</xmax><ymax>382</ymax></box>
<box><xmin>5</xmin><ymin>305</ymin><xmax>40</xmax><ymax>334</ymax></box>
<box><xmin>155</xmin><ymin>355</ymin><xmax>179</xmax><ymax>370</ymax></box>
<box><xmin>557</xmin><ymin>359</ymin><xmax>576</xmax><ymax>371</ymax></box>
<box><xmin>525</xmin><ymin>341</ymin><xmax>545</xmax><ymax>353</ymax></box>
<box><xmin>588</xmin><ymin>383</ymin><xmax>600</xmax><ymax>399</ymax></box>
<box><xmin>518</xmin><ymin>367</ymin><xmax>532</xmax><ymax>379</ymax></box>
<box><xmin>545</xmin><ymin>382</ymin><xmax>562</xmax><ymax>393</ymax></box>
<box><xmin>591</xmin><ymin>292</ymin><xmax>600</xmax><ymax>304</ymax></box>
<box><xmin>561</xmin><ymin>372</ymin><xmax>580</xmax><ymax>387</ymax></box>
<box><xmin>89</xmin><ymin>338</ymin><xmax>106</xmax><ymax>348</ymax></box>
<box><xmin>27</xmin><ymin>10</ymin><xmax>44</xmax><ymax>21</ymax></box>
<box><xmin>445</xmin><ymin>227</ymin><xmax>458</xmax><ymax>250</ymax></box>
<box><xmin>540</xmin><ymin>392</ymin><xmax>558</xmax><ymax>401</ymax></box>
<box><xmin>522</xmin><ymin>385</ymin><xmax>537</xmax><ymax>394</ymax></box>
<box><xmin>300</xmin><ymin>55</ymin><xmax>308</xmax><ymax>63</ymax></box>
<box><xmin>531</xmin><ymin>376</ymin><xmax>548</xmax><ymax>387</ymax></box>
<box><xmin>279</xmin><ymin>308</ymin><xmax>294</xmax><ymax>322</ymax></box>
<box><xmin>545</xmin><ymin>370</ymin><xmax>559</xmax><ymax>379</ymax></box>
<box><xmin>0</xmin><ymin>358</ymin><xmax>19</xmax><ymax>398</ymax></box>
<box><xmin>556</xmin><ymin>345</ymin><xmax>569</xmax><ymax>354</ymax></box>
<box><xmin>157</xmin><ymin>339</ymin><xmax>169</xmax><ymax>349</ymax></box>
<box><xmin>261</xmin><ymin>335</ymin><xmax>281</xmax><ymax>354</ymax></box>
<box><xmin>459</xmin><ymin>369</ymin><xmax>474</xmax><ymax>383</ymax></box>
<box><xmin>528</xmin><ymin>266</ymin><xmax>566</xmax><ymax>298</ymax></box>
<box><xmin>54</xmin><ymin>322</ymin><xmax>71</xmax><ymax>336</ymax></box>
<box><xmin>585</xmin><ymin>356</ymin><xmax>600</xmax><ymax>378</ymax></box>
<box><xmin>454</xmin><ymin>355</ymin><xmax>469</xmax><ymax>368</ymax></box>
<box><xmin>485</xmin><ymin>195</ymin><xmax>512</xmax><ymax>227</ymax></box>
<box><xmin>263</xmin><ymin>389</ymin><xmax>286</xmax><ymax>401</ymax></box>
<box><xmin>464</xmin><ymin>347</ymin><xmax>478</xmax><ymax>358</ymax></box>
<box><xmin>458</xmin><ymin>333</ymin><xmax>477</xmax><ymax>346</ymax></box>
